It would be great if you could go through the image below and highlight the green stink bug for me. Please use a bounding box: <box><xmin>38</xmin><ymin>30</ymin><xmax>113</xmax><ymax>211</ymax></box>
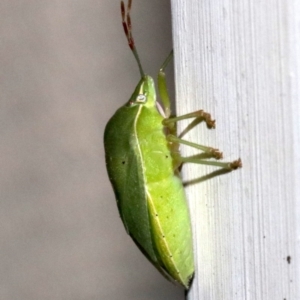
<box><xmin>104</xmin><ymin>0</ymin><xmax>242</xmax><ymax>289</ymax></box>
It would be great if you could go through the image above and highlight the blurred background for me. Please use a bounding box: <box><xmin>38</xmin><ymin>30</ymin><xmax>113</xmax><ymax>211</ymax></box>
<box><xmin>0</xmin><ymin>0</ymin><xmax>183</xmax><ymax>299</ymax></box>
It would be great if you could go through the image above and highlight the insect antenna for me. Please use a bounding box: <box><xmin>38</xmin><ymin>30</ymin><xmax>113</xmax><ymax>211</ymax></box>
<box><xmin>121</xmin><ymin>0</ymin><xmax>145</xmax><ymax>77</ymax></box>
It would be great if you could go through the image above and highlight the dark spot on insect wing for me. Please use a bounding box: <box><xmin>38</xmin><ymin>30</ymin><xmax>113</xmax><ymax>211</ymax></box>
<box><xmin>287</xmin><ymin>256</ymin><xmax>291</xmax><ymax>264</ymax></box>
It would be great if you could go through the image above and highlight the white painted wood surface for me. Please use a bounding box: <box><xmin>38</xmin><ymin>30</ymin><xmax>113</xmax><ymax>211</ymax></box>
<box><xmin>171</xmin><ymin>0</ymin><xmax>300</xmax><ymax>299</ymax></box>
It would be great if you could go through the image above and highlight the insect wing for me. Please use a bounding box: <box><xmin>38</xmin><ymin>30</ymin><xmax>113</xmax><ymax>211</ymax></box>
<box><xmin>104</xmin><ymin>104</ymin><xmax>157</xmax><ymax>264</ymax></box>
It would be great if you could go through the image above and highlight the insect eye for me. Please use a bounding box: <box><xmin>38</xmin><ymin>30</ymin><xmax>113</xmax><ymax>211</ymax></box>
<box><xmin>136</xmin><ymin>94</ymin><xmax>147</xmax><ymax>103</ymax></box>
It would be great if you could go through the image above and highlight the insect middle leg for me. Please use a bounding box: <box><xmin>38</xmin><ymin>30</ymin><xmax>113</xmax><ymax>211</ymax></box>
<box><xmin>165</xmin><ymin>123</ymin><xmax>241</xmax><ymax>171</ymax></box>
<box><xmin>167</xmin><ymin>133</ymin><xmax>242</xmax><ymax>171</ymax></box>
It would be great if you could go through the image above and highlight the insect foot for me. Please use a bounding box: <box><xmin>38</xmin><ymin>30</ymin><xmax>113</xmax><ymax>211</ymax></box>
<box><xmin>229</xmin><ymin>158</ymin><xmax>242</xmax><ymax>170</ymax></box>
<box><xmin>208</xmin><ymin>147</ymin><xmax>223</xmax><ymax>159</ymax></box>
<box><xmin>195</xmin><ymin>110</ymin><xmax>216</xmax><ymax>129</ymax></box>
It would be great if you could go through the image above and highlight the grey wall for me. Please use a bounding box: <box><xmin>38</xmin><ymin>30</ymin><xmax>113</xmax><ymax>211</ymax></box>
<box><xmin>0</xmin><ymin>1</ymin><xmax>182</xmax><ymax>299</ymax></box>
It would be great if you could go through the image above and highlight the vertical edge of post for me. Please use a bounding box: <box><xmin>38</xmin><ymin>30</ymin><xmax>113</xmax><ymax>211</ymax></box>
<box><xmin>291</xmin><ymin>0</ymin><xmax>300</xmax><ymax>296</ymax></box>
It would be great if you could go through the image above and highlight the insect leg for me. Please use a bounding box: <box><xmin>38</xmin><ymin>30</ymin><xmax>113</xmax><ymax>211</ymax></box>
<box><xmin>163</xmin><ymin>110</ymin><xmax>216</xmax><ymax>139</ymax></box>
<box><xmin>164</xmin><ymin>110</ymin><xmax>215</xmax><ymax>128</ymax></box>
<box><xmin>158</xmin><ymin>50</ymin><xmax>174</xmax><ymax>118</ymax></box>
<box><xmin>167</xmin><ymin>135</ymin><xmax>223</xmax><ymax>159</ymax></box>
<box><xmin>179</xmin><ymin>156</ymin><xmax>242</xmax><ymax>170</ymax></box>
<box><xmin>167</xmin><ymin>135</ymin><xmax>242</xmax><ymax>171</ymax></box>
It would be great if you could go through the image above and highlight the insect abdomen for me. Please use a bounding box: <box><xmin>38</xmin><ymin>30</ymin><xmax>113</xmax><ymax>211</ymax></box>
<box><xmin>147</xmin><ymin>178</ymin><xmax>194</xmax><ymax>287</ymax></box>
<box><xmin>137</xmin><ymin>107</ymin><xmax>194</xmax><ymax>287</ymax></box>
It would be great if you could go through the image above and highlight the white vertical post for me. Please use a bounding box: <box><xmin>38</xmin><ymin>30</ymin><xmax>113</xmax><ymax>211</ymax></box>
<box><xmin>171</xmin><ymin>0</ymin><xmax>300</xmax><ymax>299</ymax></box>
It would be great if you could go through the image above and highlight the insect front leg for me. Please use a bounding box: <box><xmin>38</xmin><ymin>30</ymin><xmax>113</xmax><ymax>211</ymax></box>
<box><xmin>158</xmin><ymin>50</ymin><xmax>174</xmax><ymax>119</ymax></box>
<box><xmin>158</xmin><ymin>50</ymin><xmax>242</xmax><ymax>172</ymax></box>
<box><xmin>163</xmin><ymin>110</ymin><xmax>216</xmax><ymax>138</ymax></box>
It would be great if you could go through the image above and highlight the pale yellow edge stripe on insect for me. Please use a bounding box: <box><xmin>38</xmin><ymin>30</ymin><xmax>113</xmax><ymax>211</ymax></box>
<box><xmin>145</xmin><ymin>189</ymin><xmax>184</xmax><ymax>284</ymax></box>
<box><xmin>133</xmin><ymin>105</ymin><xmax>183</xmax><ymax>284</ymax></box>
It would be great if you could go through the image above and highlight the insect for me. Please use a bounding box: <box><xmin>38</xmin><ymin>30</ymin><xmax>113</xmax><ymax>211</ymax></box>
<box><xmin>104</xmin><ymin>0</ymin><xmax>242</xmax><ymax>289</ymax></box>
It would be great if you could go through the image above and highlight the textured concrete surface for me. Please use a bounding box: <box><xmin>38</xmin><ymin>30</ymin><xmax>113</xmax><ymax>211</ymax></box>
<box><xmin>0</xmin><ymin>1</ymin><xmax>183</xmax><ymax>299</ymax></box>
